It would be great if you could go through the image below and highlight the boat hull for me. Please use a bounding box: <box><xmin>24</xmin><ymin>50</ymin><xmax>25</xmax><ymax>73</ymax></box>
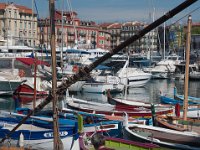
<box><xmin>0</xmin><ymin>123</ymin><xmax>79</xmax><ymax>150</ymax></box>
<box><xmin>14</xmin><ymin>83</ymin><xmax>49</xmax><ymax>96</ymax></box>
<box><xmin>124</xmin><ymin>124</ymin><xmax>200</xmax><ymax>150</ymax></box>
<box><xmin>0</xmin><ymin>80</ymin><xmax>22</xmax><ymax>95</ymax></box>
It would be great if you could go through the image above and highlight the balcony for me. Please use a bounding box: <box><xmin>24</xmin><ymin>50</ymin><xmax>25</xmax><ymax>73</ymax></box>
<box><xmin>79</xmin><ymin>33</ymin><xmax>86</xmax><ymax>37</ymax></box>
<box><xmin>68</xmin><ymin>32</ymin><xmax>75</xmax><ymax>36</ymax></box>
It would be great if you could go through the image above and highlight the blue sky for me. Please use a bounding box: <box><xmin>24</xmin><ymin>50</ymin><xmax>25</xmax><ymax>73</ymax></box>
<box><xmin>3</xmin><ymin>0</ymin><xmax>200</xmax><ymax>24</ymax></box>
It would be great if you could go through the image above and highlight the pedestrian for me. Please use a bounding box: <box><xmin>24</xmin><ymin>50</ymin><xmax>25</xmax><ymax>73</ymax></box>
<box><xmin>91</xmin><ymin>133</ymin><xmax>114</xmax><ymax>150</ymax></box>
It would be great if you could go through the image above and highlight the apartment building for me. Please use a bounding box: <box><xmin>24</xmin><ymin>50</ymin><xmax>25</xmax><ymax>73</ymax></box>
<box><xmin>38</xmin><ymin>10</ymin><xmax>111</xmax><ymax>50</ymax></box>
<box><xmin>121</xmin><ymin>21</ymin><xmax>157</xmax><ymax>53</ymax></box>
<box><xmin>0</xmin><ymin>2</ymin><xmax>37</xmax><ymax>46</ymax></box>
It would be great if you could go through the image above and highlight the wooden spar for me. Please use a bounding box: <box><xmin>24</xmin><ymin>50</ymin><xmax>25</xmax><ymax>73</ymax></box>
<box><xmin>183</xmin><ymin>15</ymin><xmax>192</xmax><ymax>121</ymax></box>
<box><xmin>0</xmin><ymin>0</ymin><xmax>197</xmax><ymax>144</ymax></box>
<box><xmin>49</xmin><ymin>0</ymin><xmax>63</xmax><ymax>150</ymax></box>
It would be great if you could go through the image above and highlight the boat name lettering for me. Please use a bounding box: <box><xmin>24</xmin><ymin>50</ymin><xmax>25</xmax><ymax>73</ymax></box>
<box><xmin>44</xmin><ymin>131</ymin><xmax>68</xmax><ymax>137</ymax></box>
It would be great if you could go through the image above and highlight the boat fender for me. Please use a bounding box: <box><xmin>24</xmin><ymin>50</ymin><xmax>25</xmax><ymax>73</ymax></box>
<box><xmin>18</xmin><ymin>69</ymin><xmax>25</xmax><ymax>78</ymax></box>
<box><xmin>72</xmin><ymin>65</ymin><xmax>79</xmax><ymax>72</ymax></box>
<box><xmin>122</xmin><ymin>112</ymin><xmax>128</xmax><ymax>127</ymax></box>
<box><xmin>18</xmin><ymin>133</ymin><xmax>24</xmax><ymax>147</ymax></box>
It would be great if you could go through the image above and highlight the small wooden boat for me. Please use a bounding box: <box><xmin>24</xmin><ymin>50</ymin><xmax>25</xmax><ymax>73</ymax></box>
<box><xmin>12</xmin><ymin>93</ymin><xmax>47</xmax><ymax>104</ymax></box>
<box><xmin>155</xmin><ymin>115</ymin><xmax>200</xmax><ymax>131</ymax></box>
<box><xmin>60</xmin><ymin>105</ymin><xmax>147</xmax><ymax>124</ymax></box>
<box><xmin>155</xmin><ymin>115</ymin><xmax>187</xmax><ymax>131</ymax></box>
<box><xmin>160</xmin><ymin>95</ymin><xmax>199</xmax><ymax>105</ymax></box>
<box><xmin>107</xmin><ymin>90</ymin><xmax>170</xmax><ymax>109</ymax></box>
<box><xmin>174</xmin><ymin>86</ymin><xmax>200</xmax><ymax>102</ymax></box>
<box><xmin>123</xmin><ymin>113</ymin><xmax>200</xmax><ymax>150</ymax></box>
<box><xmin>66</xmin><ymin>96</ymin><xmax>173</xmax><ymax>118</ymax></box>
<box><xmin>14</xmin><ymin>83</ymin><xmax>48</xmax><ymax>97</ymax></box>
<box><xmin>1</xmin><ymin>109</ymin><xmax>121</xmax><ymax>137</ymax></box>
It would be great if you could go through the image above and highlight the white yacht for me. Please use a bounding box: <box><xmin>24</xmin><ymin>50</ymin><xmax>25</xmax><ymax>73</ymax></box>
<box><xmin>144</xmin><ymin>54</ymin><xmax>182</xmax><ymax>79</ymax></box>
<box><xmin>0</xmin><ymin>57</ymin><xmax>27</xmax><ymax>95</ymax></box>
<box><xmin>116</xmin><ymin>60</ymin><xmax>152</xmax><ymax>88</ymax></box>
<box><xmin>0</xmin><ymin>39</ymin><xmax>34</xmax><ymax>58</ymax></box>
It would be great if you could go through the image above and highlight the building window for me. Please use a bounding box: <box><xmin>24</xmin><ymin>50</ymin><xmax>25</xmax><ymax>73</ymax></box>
<box><xmin>24</xmin><ymin>22</ymin><xmax>27</xmax><ymax>28</ymax></box>
<box><xmin>29</xmin><ymin>22</ymin><xmax>31</xmax><ymax>29</ymax></box>
<box><xmin>9</xmin><ymin>11</ymin><xmax>11</xmax><ymax>18</ymax></box>
<box><xmin>14</xmin><ymin>11</ymin><xmax>17</xmax><ymax>18</ymax></box>
<box><xmin>19</xmin><ymin>31</ymin><xmax>23</xmax><ymax>37</ymax></box>
<box><xmin>15</xmin><ymin>21</ymin><xmax>17</xmax><ymax>28</ymax></box>
<box><xmin>20</xmin><ymin>21</ymin><xmax>22</xmax><ymax>29</ymax></box>
<box><xmin>9</xmin><ymin>20</ymin><xmax>11</xmax><ymax>28</ymax></box>
<box><xmin>33</xmin><ymin>22</ymin><xmax>35</xmax><ymax>29</ymax></box>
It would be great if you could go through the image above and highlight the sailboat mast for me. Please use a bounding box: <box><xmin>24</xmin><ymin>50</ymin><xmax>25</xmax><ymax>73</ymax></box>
<box><xmin>49</xmin><ymin>0</ymin><xmax>61</xmax><ymax>149</ymax></box>
<box><xmin>61</xmin><ymin>0</ymin><xmax>64</xmax><ymax>73</ymax></box>
<box><xmin>183</xmin><ymin>15</ymin><xmax>192</xmax><ymax>121</ymax></box>
<box><xmin>163</xmin><ymin>16</ymin><xmax>166</xmax><ymax>60</ymax></box>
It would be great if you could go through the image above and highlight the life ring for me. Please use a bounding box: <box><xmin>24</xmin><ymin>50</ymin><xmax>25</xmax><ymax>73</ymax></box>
<box><xmin>72</xmin><ymin>65</ymin><xmax>79</xmax><ymax>72</ymax></box>
<box><xmin>18</xmin><ymin>69</ymin><xmax>25</xmax><ymax>77</ymax></box>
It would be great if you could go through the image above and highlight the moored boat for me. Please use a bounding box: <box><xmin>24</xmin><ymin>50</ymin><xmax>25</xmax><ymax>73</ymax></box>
<box><xmin>123</xmin><ymin>113</ymin><xmax>200</xmax><ymax>150</ymax></box>
<box><xmin>66</xmin><ymin>96</ymin><xmax>173</xmax><ymax>118</ymax></box>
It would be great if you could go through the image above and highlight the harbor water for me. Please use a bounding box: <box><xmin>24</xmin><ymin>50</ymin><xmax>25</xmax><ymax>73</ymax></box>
<box><xmin>0</xmin><ymin>79</ymin><xmax>200</xmax><ymax>111</ymax></box>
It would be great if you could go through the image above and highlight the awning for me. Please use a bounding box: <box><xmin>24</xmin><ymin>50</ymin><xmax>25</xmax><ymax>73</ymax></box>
<box><xmin>16</xmin><ymin>58</ymin><xmax>50</xmax><ymax>66</ymax></box>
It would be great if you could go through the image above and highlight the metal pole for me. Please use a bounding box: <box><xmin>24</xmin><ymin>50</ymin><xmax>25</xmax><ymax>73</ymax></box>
<box><xmin>183</xmin><ymin>15</ymin><xmax>192</xmax><ymax>121</ymax></box>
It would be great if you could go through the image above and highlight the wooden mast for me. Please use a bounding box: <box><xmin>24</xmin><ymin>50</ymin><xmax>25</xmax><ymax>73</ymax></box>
<box><xmin>0</xmin><ymin>0</ymin><xmax>197</xmax><ymax>143</ymax></box>
<box><xmin>183</xmin><ymin>15</ymin><xmax>192</xmax><ymax>121</ymax></box>
<box><xmin>49</xmin><ymin>0</ymin><xmax>63</xmax><ymax>149</ymax></box>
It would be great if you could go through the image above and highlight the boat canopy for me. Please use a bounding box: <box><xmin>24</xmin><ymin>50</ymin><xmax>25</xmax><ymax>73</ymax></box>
<box><xmin>16</xmin><ymin>58</ymin><xmax>50</xmax><ymax>66</ymax></box>
<box><xmin>95</xmin><ymin>65</ymin><xmax>111</xmax><ymax>70</ymax></box>
<box><xmin>65</xmin><ymin>49</ymin><xmax>90</xmax><ymax>54</ymax></box>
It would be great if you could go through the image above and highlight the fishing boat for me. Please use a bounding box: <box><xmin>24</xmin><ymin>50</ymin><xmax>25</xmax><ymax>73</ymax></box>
<box><xmin>107</xmin><ymin>90</ymin><xmax>170</xmax><ymax>109</ymax></box>
<box><xmin>0</xmin><ymin>116</ymin><xmax>80</xmax><ymax>149</ymax></box>
<box><xmin>0</xmin><ymin>108</ymin><xmax>122</xmax><ymax>138</ymax></box>
<box><xmin>122</xmin><ymin>113</ymin><xmax>200</xmax><ymax>150</ymax></box>
<box><xmin>160</xmin><ymin>94</ymin><xmax>199</xmax><ymax>105</ymax></box>
<box><xmin>155</xmin><ymin>115</ymin><xmax>200</xmax><ymax>131</ymax></box>
<box><xmin>66</xmin><ymin>96</ymin><xmax>173</xmax><ymax>118</ymax></box>
<box><xmin>174</xmin><ymin>86</ymin><xmax>200</xmax><ymax>102</ymax></box>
